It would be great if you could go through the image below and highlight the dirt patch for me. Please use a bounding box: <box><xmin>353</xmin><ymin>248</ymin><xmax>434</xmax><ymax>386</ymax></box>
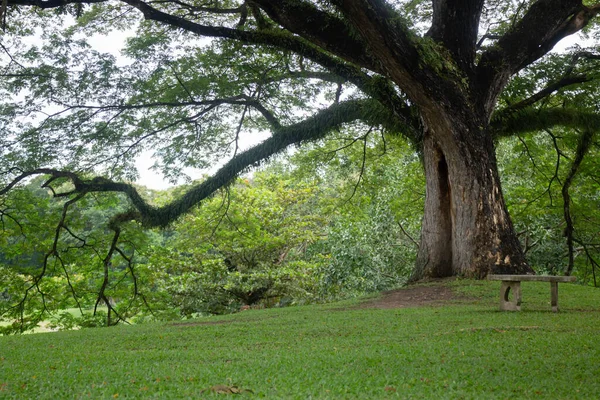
<box><xmin>354</xmin><ymin>283</ymin><xmax>464</xmax><ymax>309</ymax></box>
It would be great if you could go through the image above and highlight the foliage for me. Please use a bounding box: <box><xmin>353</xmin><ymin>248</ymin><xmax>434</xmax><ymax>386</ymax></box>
<box><xmin>0</xmin><ymin>179</ymin><xmax>168</xmax><ymax>332</ymax></box>
<box><xmin>498</xmin><ymin>130</ymin><xmax>600</xmax><ymax>284</ymax></box>
<box><xmin>322</xmin><ymin>196</ymin><xmax>414</xmax><ymax>296</ymax></box>
<box><xmin>0</xmin><ymin>135</ymin><xmax>427</xmax><ymax>330</ymax></box>
<box><xmin>146</xmin><ymin>138</ymin><xmax>424</xmax><ymax>314</ymax></box>
<box><xmin>45</xmin><ymin>308</ymin><xmax>109</xmax><ymax>331</ymax></box>
<box><xmin>0</xmin><ymin>280</ymin><xmax>599</xmax><ymax>398</ymax></box>
<box><xmin>289</xmin><ymin>134</ymin><xmax>424</xmax><ymax>297</ymax></box>
<box><xmin>134</xmin><ymin>133</ymin><xmax>426</xmax><ymax>316</ymax></box>
<box><xmin>2</xmin><ymin>117</ymin><xmax>600</xmax><ymax>332</ymax></box>
<box><xmin>148</xmin><ymin>172</ymin><xmax>329</xmax><ymax>315</ymax></box>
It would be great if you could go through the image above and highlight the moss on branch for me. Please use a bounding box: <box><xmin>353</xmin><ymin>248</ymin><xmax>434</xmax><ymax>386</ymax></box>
<box><xmin>1</xmin><ymin>99</ymin><xmax>403</xmax><ymax>230</ymax></box>
<box><xmin>492</xmin><ymin>108</ymin><xmax>600</xmax><ymax>137</ymax></box>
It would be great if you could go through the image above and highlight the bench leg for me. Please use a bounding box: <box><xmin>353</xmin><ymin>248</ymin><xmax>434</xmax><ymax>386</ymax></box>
<box><xmin>550</xmin><ymin>281</ymin><xmax>559</xmax><ymax>312</ymax></box>
<box><xmin>500</xmin><ymin>281</ymin><xmax>521</xmax><ymax>311</ymax></box>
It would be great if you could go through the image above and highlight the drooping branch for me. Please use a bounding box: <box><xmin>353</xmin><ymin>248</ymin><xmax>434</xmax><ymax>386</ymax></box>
<box><xmin>573</xmin><ymin>236</ymin><xmax>600</xmax><ymax>286</ymax></box>
<box><xmin>545</xmin><ymin>128</ymin><xmax>566</xmax><ymax>206</ymax></box>
<box><xmin>562</xmin><ymin>130</ymin><xmax>594</xmax><ymax>275</ymax></box>
<box><xmin>343</xmin><ymin>126</ymin><xmax>372</xmax><ymax>204</ymax></box>
<box><xmin>95</xmin><ymin>226</ymin><xmax>122</xmax><ymax>326</ymax></box>
<box><xmin>115</xmin><ymin>244</ymin><xmax>155</xmax><ymax>320</ymax></box>
<box><xmin>1</xmin><ymin>189</ymin><xmax>87</xmax><ymax>331</ymax></box>
<box><xmin>0</xmin><ymin>198</ymin><xmax>25</xmax><ymax>234</ymax></box>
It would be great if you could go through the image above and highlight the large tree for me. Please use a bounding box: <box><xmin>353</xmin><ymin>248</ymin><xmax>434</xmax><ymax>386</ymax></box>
<box><xmin>1</xmin><ymin>0</ymin><xmax>600</xmax><ymax>283</ymax></box>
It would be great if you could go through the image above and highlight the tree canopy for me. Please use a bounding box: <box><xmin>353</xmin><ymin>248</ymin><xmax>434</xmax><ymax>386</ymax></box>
<box><xmin>1</xmin><ymin>0</ymin><xmax>600</xmax><ymax>330</ymax></box>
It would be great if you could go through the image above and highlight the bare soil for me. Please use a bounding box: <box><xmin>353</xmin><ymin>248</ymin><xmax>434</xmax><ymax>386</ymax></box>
<box><xmin>353</xmin><ymin>282</ymin><xmax>464</xmax><ymax>309</ymax></box>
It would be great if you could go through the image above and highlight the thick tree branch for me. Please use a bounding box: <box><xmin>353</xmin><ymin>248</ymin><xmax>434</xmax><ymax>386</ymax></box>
<box><xmin>477</xmin><ymin>0</ymin><xmax>598</xmax><ymax>113</ymax></box>
<box><xmin>6</xmin><ymin>0</ymin><xmax>105</xmax><ymax>6</ymax></box>
<box><xmin>0</xmin><ymin>169</ymin><xmax>83</xmax><ymax>196</ymax></box>
<box><xmin>497</xmin><ymin>74</ymin><xmax>592</xmax><ymax>116</ymax></box>
<box><xmin>251</xmin><ymin>0</ymin><xmax>381</xmax><ymax>74</ymax></box>
<box><xmin>2</xmin><ymin>99</ymin><xmax>403</xmax><ymax>230</ymax></box>
<box><xmin>526</xmin><ymin>4</ymin><xmax>600</xmax><ymax>69</ymax></box>
<box><xmin>480</xmin><ymin>0</ymin><xmax>580</xmax><ymax>71</ymax></box>
<box><xmin>4</xmin><ymin>0</ymin><xmax>417</xmax><ymax>137</ymax></box>
<box><xmin>427</xmin><ymin>0</ymin><xmax>485</xmax><ymax>71</ymax></box>
<box><xmin>10</xmin><ymin>0</ymin><xmax>377</xmax><ymax>82</ymax></box>
<box><xmin>146</xmin><ymin>0</ymin><xmax>244</xmax><ymax>15</ymax></box>
<box><xmin>134</xmin><ymin>99</ymin><xmax>404</xmax><ymax>228</ymax></box>
<box><xmin>114</xmin><ymin>0</ymin><xmax>417</xmax><ymax>135</ymax></box>
<box><xmin>492</xmin><ymin>108</ymin><xmax>600</xmax><ymax>137</ymax></box>
<box><xmin>329</xmin><ymin>0</ymin><xmax>423</xmax><ymax>98</ymax></box>
<box><xmin>329</xmin><ymin>0</ymin><xmax>474</xmax><ymax>117</ymax></box>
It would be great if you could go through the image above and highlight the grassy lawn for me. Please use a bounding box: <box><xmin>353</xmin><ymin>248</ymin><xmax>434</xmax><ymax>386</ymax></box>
<box><xmin>0</xmin><ymin>279</ymin><xmax>599</xmax><ymax>399</ymax></box>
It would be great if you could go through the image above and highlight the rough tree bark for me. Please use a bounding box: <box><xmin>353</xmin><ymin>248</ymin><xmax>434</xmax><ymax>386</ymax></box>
<box><xmin>413</xmin><ymin>108</ymin><xmax>530</xmax><ymax>279</ymax></box>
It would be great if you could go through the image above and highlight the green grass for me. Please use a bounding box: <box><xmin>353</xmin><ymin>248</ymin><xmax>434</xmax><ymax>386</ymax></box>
<box><xmin>0</xmin><ymin>280</ymin><xmax>599</xmax><ymax>399</ymax></box>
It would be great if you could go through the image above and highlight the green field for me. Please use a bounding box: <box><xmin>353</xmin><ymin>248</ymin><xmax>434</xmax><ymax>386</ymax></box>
<box><xmin>1</xmin><ymin>280</ymin><xmax>599</xmax><ymax>399</ymax></box>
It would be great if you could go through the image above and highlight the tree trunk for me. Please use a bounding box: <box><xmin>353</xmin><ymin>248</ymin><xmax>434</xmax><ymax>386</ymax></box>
<box><xmin>411</xmin><ymin>108</ymin><xmax>533</xmax><ymax>280</ymax></box>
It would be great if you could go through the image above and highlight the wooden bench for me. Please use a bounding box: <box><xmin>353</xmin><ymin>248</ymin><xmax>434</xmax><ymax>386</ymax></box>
<box><xmin>487</xmin><ymin>275</ymin><xmax>576</xmax><ymax>312</ymax></box>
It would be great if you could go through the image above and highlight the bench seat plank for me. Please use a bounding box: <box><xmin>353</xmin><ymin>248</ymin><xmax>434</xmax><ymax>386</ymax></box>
<box><xmin>488</xmin><ymin>275</ymin><xmax>576</xmax><ymax>283</ymax></box>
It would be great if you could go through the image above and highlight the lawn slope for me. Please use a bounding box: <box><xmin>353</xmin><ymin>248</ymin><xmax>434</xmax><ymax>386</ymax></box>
<box><xmin>0</xmin><ymin>279</ymin><xmax>599</xmax><ymax>399</ymax></box>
